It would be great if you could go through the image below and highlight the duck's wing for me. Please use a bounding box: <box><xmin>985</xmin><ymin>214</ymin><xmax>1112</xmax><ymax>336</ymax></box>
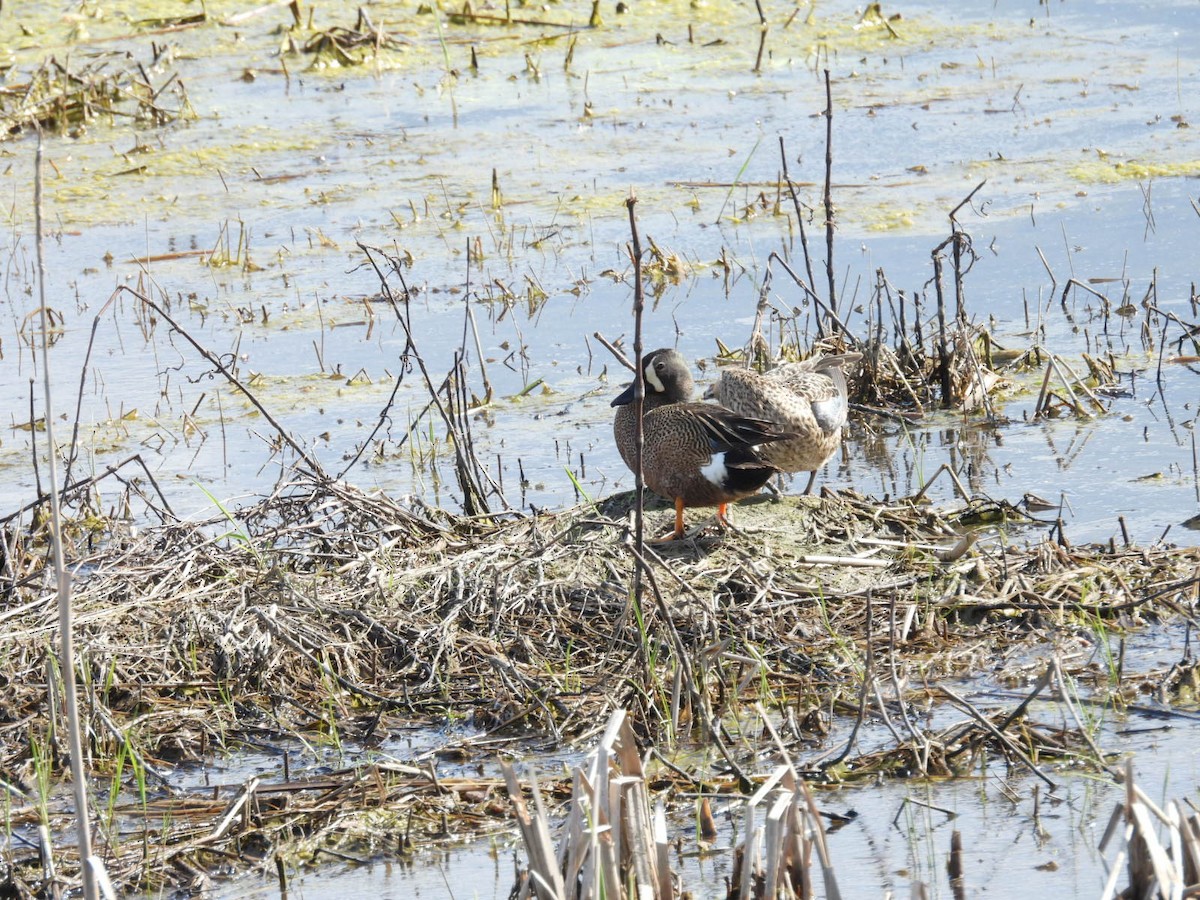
<box><xmin>768</xmin><ymin>354</ymin><xmax>858</xmax><ymax>434</ymax></box>
<box><xmin>682</xmin><ymin>403</ymin><xmax>798</xmax><ymax>451</ymax></box>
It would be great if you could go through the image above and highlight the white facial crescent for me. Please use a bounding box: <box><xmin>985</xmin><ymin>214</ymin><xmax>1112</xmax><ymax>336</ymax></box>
<box><xmin>644</xmin><ymin>361</ymin><xmax>665</xmax><ymax>393</ymax></box>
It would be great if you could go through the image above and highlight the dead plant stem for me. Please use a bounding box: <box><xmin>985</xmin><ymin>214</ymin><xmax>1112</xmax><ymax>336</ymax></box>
<box><xmin>593</xmin><ymin>330</ymin><xmax>635</xmax><ymax>371</ymax></box>
<box><xmin>938</xmin><ymin>685</ymin><xmax>1057</xmax><ymax>789</ymax></box>
<box><xmin>932</xmin><ymin>252</ymin><xmax>953</xmax><ymax>406</ymax></box>
<box><xmin>822</xmin><ymin>69</ymin><xmax>837</xmax><ymax>336</ymax></box>
<box><xmin>27</xmin><ymin>383</ymin><xmax>42</xmax><ymax>496</ymax></box>
<box><xmin>62</xmin><ymin>292</ymin><xmax>119</xmax><ymax>489</ymax></box>
<box><xmin>463</xmin><ymin>238</ymin><xmax>494</xmax><ymax>402</ymax></box>
<box><xmin>117</xmin><ymin>286</ymin><xmax>329</xmax><ymax>480</ymax></box>
<box><xmin>753</xmin><ymin>0</ymin><xmax>768</xmax><ymax>73</ymax></box>
<box><xmin>0</xmin><ymin>455</ymin><xmax>175</xmax><ymax>529</ymax></box>
<box><xmin>35</xmin><ymin>133</ymin><xmax>100</xmax><ymax>900</ymax></box>
<box><xmin>357</xmin><ymin>243</ymin><xmax>498</xmax><ymax>517</ymax></box>
<box><xmin>778</xmin><ymin>137</ymin><xmax>819</xmax><ymax>310</ymax></box>
<box><xmin>625</xmin><ymin>195</ymin><xmax>647</xmax><ymax>618</ymax></box>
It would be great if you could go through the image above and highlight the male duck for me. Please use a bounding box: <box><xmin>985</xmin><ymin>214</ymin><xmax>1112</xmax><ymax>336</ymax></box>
<box><xmin>705</xmin><ymin>352</ymin><xmax>861</xmax><ymax>494</ymax></box>
<box><xmin>611</xmin><ymin>348</ymin><xmax>796</xmax><ymax>540</ymax></box>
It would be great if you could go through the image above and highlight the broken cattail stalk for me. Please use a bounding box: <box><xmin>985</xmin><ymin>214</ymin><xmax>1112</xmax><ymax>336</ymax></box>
<box><xmin>1098</xmin><ymin>759</ymin><xmax>1200</xmax><ymax>900</ymax></box>
<box><xmin>1048</xmin><ymin>354</ymin><xmax>1090</xmax><ymax>416</ymax></box>
<box><xmin>506</xmin><ymin>712</ymin><xmax>843</xmax><ymax>900</ymax></box>
<box><xmin>1032</xmin><ymin>356</ymin><xmax>1058</xmax><ymax>419</ymax></box>
<box><xmin>932</xmin><ymin>252</ymin><xmax>953</xmax><ymax>407</ymax></box>
<box><xmin>947</xmin><ymin>830</ymin><xmax>965</xmax><ymax>900</ymax></box>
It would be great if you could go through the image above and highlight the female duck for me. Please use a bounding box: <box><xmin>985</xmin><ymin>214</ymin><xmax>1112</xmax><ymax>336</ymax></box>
<box><xmin>705</xmin><ymin>352</ymin><xmax>860</xmax><ymax>494</ymax></box>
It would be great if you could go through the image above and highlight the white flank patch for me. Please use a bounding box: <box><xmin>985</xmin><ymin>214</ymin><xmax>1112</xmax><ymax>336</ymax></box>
<box><xmin>700</xmin><ymin>452</ymin><xmax>728</xmax><ymax>486</ymax></box>
<box><xmin>644</xmin><ymin>362</ymin><xmax>665</xmax><ymax>393</ymax></box>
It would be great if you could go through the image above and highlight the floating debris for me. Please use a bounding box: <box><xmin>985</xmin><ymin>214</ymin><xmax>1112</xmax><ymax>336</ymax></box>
<box><xmin>0</xmin><ymin>54</ymin><xmax>192</xmax><ymax>141</ymax></box>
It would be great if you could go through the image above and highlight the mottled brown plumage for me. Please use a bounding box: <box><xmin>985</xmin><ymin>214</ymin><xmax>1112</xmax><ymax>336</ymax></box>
<box><xmin>706</xmin><ymin>352</ymin><xmax>860</xmax><ymax>494</ymax></box>
<box><xmin>611</xmin><ymin>348</ymin><xmax>796</xmax><ymax>539</ymax></box>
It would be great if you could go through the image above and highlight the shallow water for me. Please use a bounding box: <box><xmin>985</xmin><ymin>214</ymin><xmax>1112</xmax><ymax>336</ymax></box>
<box><xmin>189</xmin><ymin>668</ymin><xmax>1200</xmax><ymax>899</ymax></box>
<box><xmin>3</xmin><ymin>0</ymin><xmax>1199</xmax><ymax>896</ymax></box>
<box><xmin>2</xmin><ymin>0</ymin><xmax>1197</xmax><ymax>540</ymax></box>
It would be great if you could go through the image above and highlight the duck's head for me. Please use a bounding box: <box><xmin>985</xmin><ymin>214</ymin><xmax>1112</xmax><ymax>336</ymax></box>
<box><xmin>611</xmin><ymin>348</ymin><xmax>695</xmax><ymax>407</ymax></box>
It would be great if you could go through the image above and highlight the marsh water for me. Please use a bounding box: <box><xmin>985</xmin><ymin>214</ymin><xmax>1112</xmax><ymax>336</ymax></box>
<box><xmin>2</xmin><ymin>0</ymin><xmax>1199</xmax><ymax>896</ymax></box>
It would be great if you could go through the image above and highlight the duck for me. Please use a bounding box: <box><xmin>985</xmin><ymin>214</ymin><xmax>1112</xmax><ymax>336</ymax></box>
<box><xmin>611</xmin><ymin>348</ymin><xmax>797</xmax><ymax>540</ymax></box>
<box><xmin>704</xmin><ymin>351</ymin><xmax>861</xmax><ymax>494</ymax></box>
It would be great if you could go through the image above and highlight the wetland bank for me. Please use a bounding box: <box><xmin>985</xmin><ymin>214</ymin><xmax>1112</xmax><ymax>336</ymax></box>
<box><xmin>2</xmin><ymin>0</ymin><xmax>1200</xmax><ymax>897</ymax></box>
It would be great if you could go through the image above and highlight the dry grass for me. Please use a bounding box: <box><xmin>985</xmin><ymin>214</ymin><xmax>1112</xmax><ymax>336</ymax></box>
<box><xmin>2</xmin><ymin>467</ymin><xmax>1198</xmax><ymax>895</ymax></box>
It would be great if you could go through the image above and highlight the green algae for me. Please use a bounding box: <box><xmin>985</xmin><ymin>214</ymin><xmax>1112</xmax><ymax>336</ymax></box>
<box><xmin>864</xmin><ymin>206</ymin><xmax>920</xmax><ymax>232</ymax></box>
<box><xmin>1</xmin><ymin>0</ymin><xmax>1050</xmax><ymax>241</ymax></box>
<box><xmin>1069</xmin><ymin>157</ymin><xmax>1200</xmax><ymax>185</ymax></box>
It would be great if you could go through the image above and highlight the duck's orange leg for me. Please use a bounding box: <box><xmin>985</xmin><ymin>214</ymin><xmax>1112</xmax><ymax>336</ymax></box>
<box><xmin>650</xmin><ymin>497</ymin><xmax>688</xmax><ymax>542</ymax></box>
<box><xmin>716</xmin><ymin>502</ymin><xmax>729</xmax><ymax>528</ymax></box>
